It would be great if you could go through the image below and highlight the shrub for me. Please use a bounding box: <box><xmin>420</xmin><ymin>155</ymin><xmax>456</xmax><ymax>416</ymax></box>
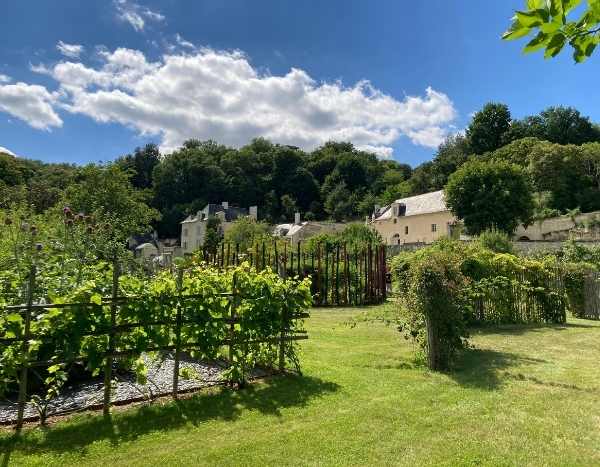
<box><xmin>400</xmin><ymin>249</ymin><xmax>469</xmax><ymax>371</ymax></box>
<box><xmin>477</xmin><ymin>229</ymin><xmax>514</xmax><ymax>254</ymax></box>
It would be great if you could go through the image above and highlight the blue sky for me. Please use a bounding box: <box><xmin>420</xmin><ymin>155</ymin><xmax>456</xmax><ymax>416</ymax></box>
<box><xmin>0</xmin><ymin>0</ymin><xmax>599</xmax><ymax>167</ymax></box>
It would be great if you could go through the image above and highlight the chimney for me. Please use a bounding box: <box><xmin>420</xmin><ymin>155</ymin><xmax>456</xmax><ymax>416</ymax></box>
<box><xmin>221</xmin><ymin>201</ymin><xmax>229</xmax><ymax>210</ymax></box>
<box><xmin>249</xmin><ymin>206</ymin><xmax>258</xmax><ymax>220</ymax></box>
<box><xmin>294</xmin><ymin>212</ymin><xmax>301</xmax><ymax>225</ymax></box>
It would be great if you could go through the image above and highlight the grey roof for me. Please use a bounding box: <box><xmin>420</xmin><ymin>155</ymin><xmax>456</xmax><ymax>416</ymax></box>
<box><xmin>374</xmin><ymin>190</ymin><xmax>448</xmax><ymax>220</ymax></box>
<box><xmin>181</xmin><ymin>204</ymin><xmax>248</xmax><ymax>224</ymax></box>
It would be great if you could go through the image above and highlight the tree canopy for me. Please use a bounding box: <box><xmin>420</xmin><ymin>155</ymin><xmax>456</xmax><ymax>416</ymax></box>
<box><xmin>445</xmin><ymin>160</ymin><xmax>534</xmax><ymax>235</ymax></box>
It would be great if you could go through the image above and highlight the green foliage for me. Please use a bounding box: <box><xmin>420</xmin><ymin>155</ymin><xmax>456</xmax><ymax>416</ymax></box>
<box><xmin>477</xmin><ymin>229</ymin><xmax>515</xmax><ymax>254</ymax></box>
<box><xmin>0</xmin><ymin>214</ymin><xmax>312</xmax><ymax>398</ymax></box>
<box><xmin>203</xmin><ymin>216</ymin><xmax>221</xmax><ymax>254</ymax></box>
<box><xmin>466</xmin><ymin>103</ymin><xmax>512</xmax><ymax>154</ymax></box>
<box><xmin>64</xmin><ymin>164</ymin><xmax>159</xmax><ymax>242</ymax></box>
<box><xmin>224</xmin><ymin>217</ymin><xmax>271</xmax><ymax>251</ymax></box>
<box><xmin>445</xmin><ymin>159</ymin><xmax>534</xmax><ymax>235</ymax></box>
<box><xmin>399</xmin><ymin>248</ymin><xmax>470</xmax><ymax>371</ymax></box>
<box><xmin>503</xmin><ymin>0</ymin><xmax>600</xmax><ymax>62</ymax></box>
<box><xmin>390</xmin><ymin>239</ymin><xmax>568</xmax><ymax>326</ymax></box>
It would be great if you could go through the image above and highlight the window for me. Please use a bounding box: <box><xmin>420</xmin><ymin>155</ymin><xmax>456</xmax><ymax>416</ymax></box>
<box><xmin>183</xmin><ymin>228</ymin><xmax>188</xmax><ymax>237</ymax></box>
<box><xmin>405</xmin><ymin>226</ymin><xmax>409</xmax><ymax>235</ymax></box>
<box><xmin>431</xmin><ymin>224</ymin><xmax>437</xmax><ymax>232</ymax></box>
<box><xmin>183</xmin><ymin>241</ymin><xmax>187</xmax><ymax>249</ymax></box>
<box><xmin>393</xmin><ymin>218</ymin><xmax>397</xmax><ymax>224</ymax></box>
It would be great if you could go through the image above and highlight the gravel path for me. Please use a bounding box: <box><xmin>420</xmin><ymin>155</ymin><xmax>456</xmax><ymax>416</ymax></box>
<box><xmin>0</xmin><ymin>353</ymin><xmax>267</xmax><ymax>424</ymax></box>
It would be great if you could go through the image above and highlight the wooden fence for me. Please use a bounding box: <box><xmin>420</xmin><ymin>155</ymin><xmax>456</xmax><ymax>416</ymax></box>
<box><xmin>2</xmin><ymin>263</ymin><xmax>308</xmax><ymax>430</ymax></box>
<box><xmin>583</xmin><ymin>271</ymin><xmax>600</xmax><ymax>319</ymax></box>
<box><xmin>469</xmin><ymin>267</ymin><xmax>567</xmax><ymax>324</ymax></box>
<box><xmin>199</xmin><ymin>241</ymin><xmax>388</xmax><ymax>306</ymax></box>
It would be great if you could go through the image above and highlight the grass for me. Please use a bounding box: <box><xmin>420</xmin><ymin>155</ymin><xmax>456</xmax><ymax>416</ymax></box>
<box><xmin>2</xmin><ymin>304</ymin><xmax>600</xmax><ymax>466</ymax></box>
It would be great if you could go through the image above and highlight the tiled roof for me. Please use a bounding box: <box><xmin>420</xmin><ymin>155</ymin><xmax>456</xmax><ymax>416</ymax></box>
<box><xmin>374</xmin><ymin>190</ymin><xmax>448</xmax><ymax>220</ymax></box>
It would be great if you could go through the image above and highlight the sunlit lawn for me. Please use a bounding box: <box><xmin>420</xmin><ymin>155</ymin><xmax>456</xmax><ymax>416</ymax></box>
<box><xmin>2</xmin><ymin>304</ymin><xmax>600</xmax><ymax>466</ymax></box>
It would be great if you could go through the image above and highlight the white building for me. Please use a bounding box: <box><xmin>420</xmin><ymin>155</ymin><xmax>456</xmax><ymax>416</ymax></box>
<box><xmin>180</xmin><ymin>202</ymin><xmax>257</xmax><ymax>254</ymax></box>
<box><xmin>371</xmin><ymin>191</ymin><xmax>458</xmax><ymax>245</ymax></box>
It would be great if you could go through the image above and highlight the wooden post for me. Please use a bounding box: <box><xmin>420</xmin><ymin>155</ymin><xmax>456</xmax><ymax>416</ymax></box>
<box><xmin>16</xmin><ymin>264</ymin><xmax>36</xmax><ymax>431</ymax></box>
<box><xmin>343</xmin><ymin>243</ymin><xmax>349</xmax><ymax>305</ymax></box>
<box><xmin>103</xmin><ymin>260</ymin><xmax>120</xmax><ymax>417</ymax></box>
<box><xmin>172</xmin><ymin>267</ymin><xmax>184</xmax><ymax>400</ymax></box>
<box><xmin>278</xmin><ymin>300</ymin><xmax>288</xmax><ymax>372</ymax></box>
<box><xmin>324</xmin><ymin>246</ymin><xmax>329</xmax><ymax>306</ymax></box>
<box><xmin>297</xmin><ymin>241</ymin><xmax>302</xmax><ymax>277</ymax></box>
<box><xmin>235</xmin><ymin>243</ymin><xmax>240</xmax><ymax>266</ymax></box>
<box><xmin>262</xmin><ymin>242</ymin><xmax>266</xmax><ymax>272</ymax></box>
<box><xmin>226</xmin><ymin>243</ymin><xmax>231</xmax><ymax>268</ymax></box>
<box><xmin>354</xmin><ymin>247</ymin><xmax>359</xmax><ymax>306</ymax></box>
<box><xmin>316</xmin><ymin>243</ymin><xmax>322</xmax><ymax>305</ymax></box>
<box><xmin>221</xmin><ymin>242</ymin><xmax>225</xmax><ymax>268</ymax></box>
<box><xmin>382</xmin><ymin>245</ymin><xmax>387</xmax><ymax>300</ymax></box>
<box><xmin>229</xmin><ymin>273</ymin><xmax>239</xmax><ymax>384</ymax></box>
<box><xmin>335</xmin><ymin>244</ymin><xmax>340</xmax><ymax>305</ymax></box>
<box><xmin>273</xmin><ymin>241</ymin><xmax>278</xmax><ymax>274</ymax></box>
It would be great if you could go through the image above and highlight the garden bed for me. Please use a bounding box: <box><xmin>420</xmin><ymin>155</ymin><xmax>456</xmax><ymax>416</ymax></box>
<box><xmin>0</xmin><ymin>352</ymin><xmax>268</xmax><ymax>425</ymax></box>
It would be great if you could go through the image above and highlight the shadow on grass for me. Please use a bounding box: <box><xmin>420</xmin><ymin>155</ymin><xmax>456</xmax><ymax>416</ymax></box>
<box><xmin>0</xmin><ymin>374</ymin><xmax>339</xmax><ymax>462</ymax></box>
<box><xmin>469</xmin><ymin>321</ymin><xmax>598</xmax><ymax>337</ymax></box>
<box><xmin>450</xmin><ymin>348</ymin><xmax>547</xmax><ymax>390</ymax></box>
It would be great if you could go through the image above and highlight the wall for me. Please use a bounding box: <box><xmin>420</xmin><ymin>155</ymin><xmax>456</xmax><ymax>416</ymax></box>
<box><xmin>514</xmin><ymin>211</ymin><xmax>600</xmax><ymax>241</ymax></box>
<box><xmin>373</xmin><ymin>211</ymin><xmax>456</xmax><ymax>245</ymax></box>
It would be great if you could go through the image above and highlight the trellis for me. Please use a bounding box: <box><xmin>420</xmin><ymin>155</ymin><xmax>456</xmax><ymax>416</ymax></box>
<box><xmin>2</xmin><ymin>263</ymin><xmax>308</xmax><ymax>430</ymax></box>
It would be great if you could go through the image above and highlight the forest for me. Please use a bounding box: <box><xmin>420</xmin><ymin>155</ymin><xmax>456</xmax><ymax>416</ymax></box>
<box><xmin>2</xmin><ymin>103</ymin><xmax>600</xmax><ymax>238</ymax></box>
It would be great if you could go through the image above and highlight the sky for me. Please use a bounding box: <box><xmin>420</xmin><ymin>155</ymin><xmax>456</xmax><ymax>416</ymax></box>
<box><xmin>0</xmin><ymin>0</ymin><xmax>599</xmax><ymax>167</ymax></box>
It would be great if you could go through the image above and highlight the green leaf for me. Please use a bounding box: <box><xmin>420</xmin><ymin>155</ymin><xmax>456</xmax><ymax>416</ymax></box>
<box><xmin>544</xmin><ymin>33</ymin><xmax>566</xmax><ymax>57</ymax></box>
<box><xmin>503</xmin><ymin>20</ymin><xmax>533</xmax><ymax>40</ymax></box>
<box><xmin>516</xmin><ymin>9</ymin><xmax>549</xmax><ymax>27</ymax></box>
<box><xmin>540</xmin><ymin>21</ymin><xmax>561</xmax><ymax>33</ymax></box>
<box><xmin>90</xmin><ymin>293</ymin><xmax>102</xmax><ymax>305</ymax></box>
<box><xmin>523</xmin><ymin>31</ymin><xmax>551</xmax><ymax>53</ymax></box>
<box><xmin>6</xmin><ymin>313</ymin><xmax>22</xmax><ymax>323</ymax></box>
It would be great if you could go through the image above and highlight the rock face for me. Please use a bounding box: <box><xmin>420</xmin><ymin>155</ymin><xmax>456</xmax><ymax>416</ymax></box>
<box><xmin>0</xmin><ymin>353</ymin><xmax>267</xmax><ymax>424</ymax></box>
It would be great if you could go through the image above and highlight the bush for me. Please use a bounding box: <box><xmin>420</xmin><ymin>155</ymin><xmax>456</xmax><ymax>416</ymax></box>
<box><xmin>400</xmin><ymin>249</ymin><xmax>469</xmax><ymax>371</ymax></box>
<box><xmin>477</xmin><ymin>229</ymin><xmax>514</xmax><ymax>254</ymax></box>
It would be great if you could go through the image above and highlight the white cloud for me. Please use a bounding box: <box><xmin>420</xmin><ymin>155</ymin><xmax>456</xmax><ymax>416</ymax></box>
<box><xmin>175</xmin><ymin>34</ymin><xmax>195</xmax><ymax>50</ymax></box>
<box><xmin>56</xmin><ymin>41</ymin><xmax>84</xmax><ymax>59</ymax></box>
<box><xmin>114</xmin><ymin>0</ymin><xmax>165</xmax><ymax>32</ymax></box>
<box><xmin>30</xmin><ymin>47</ymin><xmax>456</xmax><ymax>156</ymax></box>
<box><xmin>0</xmin><ymin>146</ymin><xmax>18</xmax><ymax>157</ymax></box>
<box><xmin>0</xmin><ymin>74</ymin><xmax>10</xmax><ymax>83</ymax></box>
<box><xmin>0</xmin><ymin>81</ymin><xmax>62</xmax><ymax>130</ymax></box>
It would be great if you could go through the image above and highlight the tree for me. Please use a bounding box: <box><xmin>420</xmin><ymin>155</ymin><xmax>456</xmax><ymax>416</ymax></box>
<box><xmin>445</xmin><ymin>160</ymin><xmax>534</xmax><ymax>235</ymax></box>
<box><xmin>503</xmin><ymin>0</ymin><xmax>600</xmax><ymax>62</ymax></box>
<box><xmin>203</xmin><ymin>217</ymin><xmax>221</xmax><ymax>254</ymax></box>
<box><xmin>280</xmin><ymin>194</ymin><xmax>298</xmax><ymax>221</ymax></box>
<box><xmin>224</xmin><ymin>217</ymin><xmax>271</xmax><ymax>251</ymax></box>
<box><xmin>64</xmin><ymin>164</ymin><xmax>159</xmax><ymax>240</ymax></box>
<box><xmin>324</xmin><ymin>182</ymin><xmax>354</xmax><ymax>221</ymax></box>
<box><xmin>116</xmin><ymin>143</ymin><xmax>161</xmax><ymax>189</ymax></box>
<box><xmin>466</xmin><ymin>103</ymin><xmax>512</xmax><ymax>154</ymax></box>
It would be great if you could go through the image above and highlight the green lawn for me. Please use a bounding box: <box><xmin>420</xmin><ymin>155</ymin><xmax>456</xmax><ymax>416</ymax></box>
<box><xmin>2</xmin><ymin>304</ymin><xmax>600</xmax><ymax>466</ymax></box>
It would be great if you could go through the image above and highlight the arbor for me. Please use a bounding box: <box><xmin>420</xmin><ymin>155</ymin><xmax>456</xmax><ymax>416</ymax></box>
<box><xmin>466</xmin><ymin>103</ymin><xmax>512</xmax><ymax>154</ymax></box>
<box><xmin>503</xmin><ymin>0</ymin><xmax>600</xmax><ymax>62</ymax></box>
<box><xmin>445</xmin><ymin>160</ymin><xmax>534</xmax><ymax>235</ymax></box>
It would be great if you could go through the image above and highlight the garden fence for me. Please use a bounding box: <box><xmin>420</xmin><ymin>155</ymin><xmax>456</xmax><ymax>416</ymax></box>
<box><xmin>199</xmin><ymin>241</ymin><xmax>387</xmax><ymax>306</ymax></box>
<box><xmin>583</xmin><ymin>271</ymin><xmax>600</xmax><ymax>319</ymax></box>
<box><xmin>1</xmin><ymin>262</ymin><xmax>308</xmax><ymax>430</ymax></box>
